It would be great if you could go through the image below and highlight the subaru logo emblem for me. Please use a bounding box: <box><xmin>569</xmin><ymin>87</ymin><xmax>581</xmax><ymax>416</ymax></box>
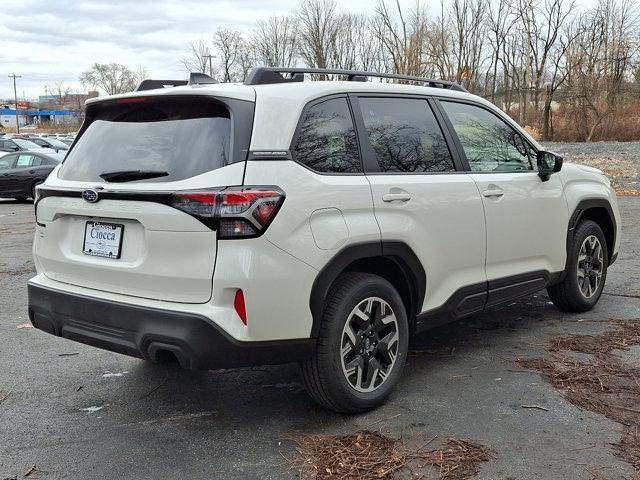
<box><xmin>82</xmin><ymin>189</ymin><xmax>99</xmax><ymax>203</ymax></box>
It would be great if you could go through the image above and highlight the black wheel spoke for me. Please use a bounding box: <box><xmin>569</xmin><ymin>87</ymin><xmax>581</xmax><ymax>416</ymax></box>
<box><xmin>341</xmin><ymin>297</ymin><xmax>399</xmax><ymax>393</ymax></box>
<box><xmin>576</xmin><ymin>235</ymin><xmax>604</xmax><ymax>299</ymax></box>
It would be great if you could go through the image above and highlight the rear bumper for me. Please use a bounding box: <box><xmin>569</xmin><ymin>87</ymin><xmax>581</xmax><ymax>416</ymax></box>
<box><xmin>28</xmin><ymin>282</ymin><xmax>315</xmax><ymax>370</ymax></box>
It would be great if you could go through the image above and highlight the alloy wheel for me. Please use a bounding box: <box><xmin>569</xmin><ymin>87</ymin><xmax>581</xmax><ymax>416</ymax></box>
<box><xmin>340</xmin><ymin>296</ymin><xmax>399</xmax><ymax>393</ymax></box>
<box><xmin>577</xmin><ymin>235</ymin><xmax>604</xmax><ymax>299</ymax></box>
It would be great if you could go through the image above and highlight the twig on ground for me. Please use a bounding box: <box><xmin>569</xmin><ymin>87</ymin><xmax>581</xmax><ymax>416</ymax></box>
<box><xmin>521</xmin><ymin>404</ymin><xmax>549</xmax><ymax>411</ymax></box>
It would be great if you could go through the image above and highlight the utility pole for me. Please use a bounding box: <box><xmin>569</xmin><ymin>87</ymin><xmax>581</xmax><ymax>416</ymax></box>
<box><xmin>203</xmin><ymin>54</ymin><xmax>214</xmax><ymax>77</ymax></box>
<box><xmin>8</xmin><ymin>73</ymin><xmax>21</xmax><ymax>134</ymax></box>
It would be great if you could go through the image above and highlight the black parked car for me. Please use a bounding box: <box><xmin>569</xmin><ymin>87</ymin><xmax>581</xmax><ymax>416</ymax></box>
<box><xmin>0</xmin><ymin>151</ymin><xmax>63</xmax><ymax>201</ymax></box>
<box><xmin>0</xmin><ymin>138</ymin><xmax>43</xmax><ymax>152</ymax></box>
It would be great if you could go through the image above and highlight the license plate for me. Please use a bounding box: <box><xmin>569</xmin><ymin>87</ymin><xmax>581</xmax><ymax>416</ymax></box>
<box><xmin>83</xmin><ymin>221</ymin><xmax>124</xmax><ymax>259</ymax></box>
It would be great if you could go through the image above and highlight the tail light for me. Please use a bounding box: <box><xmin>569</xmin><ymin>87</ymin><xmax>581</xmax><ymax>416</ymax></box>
<box><xmin>170</xmin><ymin>186</ymin><xmax>284</xmax><ymax>239</ymax></box>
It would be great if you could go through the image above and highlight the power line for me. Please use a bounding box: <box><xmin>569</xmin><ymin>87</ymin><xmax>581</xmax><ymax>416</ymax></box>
<box><xmin>8</xmin><ymin>73</ymin><xmax>21</xmax><ymax>134</ymax></box>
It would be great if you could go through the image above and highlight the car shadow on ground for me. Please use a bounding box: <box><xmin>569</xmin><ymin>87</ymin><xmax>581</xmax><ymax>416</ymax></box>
<box><xmin>103</xmin><ymin>293</ymin><xmax>558</xmax><ymax>427</ymax></box>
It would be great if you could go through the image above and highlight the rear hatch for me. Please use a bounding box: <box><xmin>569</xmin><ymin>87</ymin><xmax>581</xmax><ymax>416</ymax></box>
<box><xmin>34</xmin><ymin>92</ymin><xmax>254</xmax><ymax>303</ymax></box>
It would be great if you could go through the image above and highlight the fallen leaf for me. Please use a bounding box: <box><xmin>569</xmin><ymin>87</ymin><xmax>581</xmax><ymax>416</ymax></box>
<box><xmin>16</xmin><ymin>324</ymin><xmax>33</xmax><ymax>330</ymax></box>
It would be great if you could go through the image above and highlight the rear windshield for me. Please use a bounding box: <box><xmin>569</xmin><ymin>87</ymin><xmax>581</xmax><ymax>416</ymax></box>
<box><xmin>58</xmin><ymin>96</ymin><xmax>231</xmax><ymax>183</ymax></box>
<box><xmin>14</xmin><ymin>139</ymin><xmax>42</xmax><ymax>150</ymax></box>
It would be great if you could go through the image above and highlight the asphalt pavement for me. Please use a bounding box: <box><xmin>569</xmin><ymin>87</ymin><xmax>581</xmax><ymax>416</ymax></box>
<box><xmin>0</xmin><ymin>196</ymin><xmax>638</xmax><ymax>480</ymax></box>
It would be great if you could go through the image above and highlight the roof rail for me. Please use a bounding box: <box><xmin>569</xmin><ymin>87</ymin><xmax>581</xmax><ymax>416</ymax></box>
<box><xmin>244</xmin><ymin>67</ymin><xmax>467</xmax><ymax>92</ymax></box>
<box><xmin>136</xmin><ymin>72</ymin><xmax>218</xmax><ymax>92</ymax></box>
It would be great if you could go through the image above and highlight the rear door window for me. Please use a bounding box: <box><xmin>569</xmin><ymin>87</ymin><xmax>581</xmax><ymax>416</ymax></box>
<box><xmin>16</xmin><ymin>154</ymin><xmax>36</xmax><ymax>168</ymax></box>
<box><xmin>293</xmin><ymin>97</ymin><xmax>361</xmax><ymax>173</ymax></box>
<box><xmin>359</xmin><ymin>97</ymin><xmax>455</xmax><ymax>173</ymax></box>
<box><xmin>58</xmin><ymin>96</ymin><xmax>232</xmax><ymax>183</ymax></box>
<box><xmin>0</xmin><ymin>154</ymin><xmax>17</xmax><ymax>170</ymax></box>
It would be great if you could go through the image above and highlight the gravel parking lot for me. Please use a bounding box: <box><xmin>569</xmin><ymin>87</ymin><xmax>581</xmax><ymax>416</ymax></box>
<box><xmin>1</xmin><ymin>148</ymin><xmax>639</xmax><ymax>479</ymax></box>
<box><xmin>544</xmin><ymin>142</ymin><xmax>640</xmax><ymax>195</ymax></box>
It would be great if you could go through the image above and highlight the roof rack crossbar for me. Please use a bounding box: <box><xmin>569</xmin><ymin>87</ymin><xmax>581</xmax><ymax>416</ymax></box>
<box><xmin>136</xmin><ymin>79</ymin><xmax>189</xmax><ymax>91</ymax></box>
<box><xmin>136</xmin><ymin>72</ymin><xmax>219</xmax><ymax>92</ymax></box>
<box><xmin>244</xmin><ymin>67</ymin><xmax>467</xmax><ymax>92</ymax></box>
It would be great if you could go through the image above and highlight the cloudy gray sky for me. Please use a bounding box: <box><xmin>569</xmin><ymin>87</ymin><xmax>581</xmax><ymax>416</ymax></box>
<box><xmin>0</xmin><ymin>0</ymin><xmax>397</xmax><ymax>100</ymax></box>
<box><xmin>2</xmin><ymin>0</ymin><xmax>597</xmax><ymax>101</ymax></box>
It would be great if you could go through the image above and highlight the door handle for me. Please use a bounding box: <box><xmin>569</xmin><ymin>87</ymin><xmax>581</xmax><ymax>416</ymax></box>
<box><xmin>29</xmin><ymin>170</ymin><xmax>36</xmax><ymax>174</ymax></box>
<box><xmin>482</xmin><ymin>189</ymin><xmax>504</xmax><ymax>198</ymax></box>
<box><xmin>382</xmin><ymin>193</ymin><xmax>411</xmax><ymax>203</ymax></box>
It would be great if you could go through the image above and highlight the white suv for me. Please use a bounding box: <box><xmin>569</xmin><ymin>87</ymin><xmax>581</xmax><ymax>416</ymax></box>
<box><xmin>28</xmin><ymin>68</ymin><xmax>621</xmax><ymax>413</ymax></box>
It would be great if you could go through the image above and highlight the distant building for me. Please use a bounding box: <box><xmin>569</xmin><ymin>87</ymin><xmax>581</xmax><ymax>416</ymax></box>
<box><xmin>0</xmin><ymin>106</ymin><xmax>27</xmax><ymax>128</ymax></box>
<box><xmin>0</xmin><ymin>105</ymin><xmax>77</xmax><ymax>128</ymax></box>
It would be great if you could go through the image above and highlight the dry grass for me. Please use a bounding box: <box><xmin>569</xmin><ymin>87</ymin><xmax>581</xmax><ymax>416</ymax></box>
<box><xmin>516</xmin><ymin>320</ymin><xmax>640</xmax><ymax>470</ymax></box>
<box><xmin>551</xmin><ymin>103</ymin><xmax>640</xmax><ymax>142</ymax></box>
<box><xmin>1</xmin><ymin>125</ymin><xmax>78</xmax><ymax>134</ymax></box>
<box><xmin>284</xmin><ymin>430</ymin><xmax>492</xmax><ymax>480</ymax></box>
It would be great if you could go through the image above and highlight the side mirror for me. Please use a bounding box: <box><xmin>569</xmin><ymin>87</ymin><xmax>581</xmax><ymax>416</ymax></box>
<box><xmin>537</xmin><ymin>150</ymin><xmax>563</xmax><ymax>181</ymax></box>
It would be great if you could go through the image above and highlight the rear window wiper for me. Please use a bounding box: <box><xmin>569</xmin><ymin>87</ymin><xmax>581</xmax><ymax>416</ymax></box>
<box><xmin>99</xmin><ymin>170</ymin><xmax>169</xmax><ymax>182</ymax></box>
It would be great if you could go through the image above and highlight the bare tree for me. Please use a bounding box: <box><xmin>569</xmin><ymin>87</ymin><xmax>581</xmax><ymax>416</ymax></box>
<box><xmin>450</xmin><ymin>0</ymin><xmax>489</xmax><ymax>90</ymax></box>
<box><xmin>181</xmin><ymin>39</ymin><xmax>213</xmax><ymax>75</ymax></box>
<box><xmin>295</xmin><ymin>0</ymin><xmax>341</xmax><ymax>69</ymax></box>
<box><xmin>515</xmin><ymin>0</ymin><xmax>575</xmax><ymax>117</ymax></box>
<box><xmin>46</xmin><ymin>81</ymin><xmax>72</xmax><ymax>107</ymax></box>
<box><xmin>484</xmin><ymin>0</ymin><xmax>517</xmax><ymax>104</ymax></box>
<box><xmin>213</xmin><ymin>28</ymin><xmax>249</xmax><ymax>82</ymax></box>
<box><xmin>79</xmin><ymin>63</ymin><xmax>138</xmax><ymax>95</ymax></box>
<box><xmin>133</xmin><ymin>64</ymin><xmax>150</xmax><ymax>84</ymax></box>
<box><xmin>425</xmin><ymin>2</ymin><xmax>455</xmax><ymax>80</ymax></box>
<box><xmin>174</xmin><ymin>0</ymin><xmax>640</xmax><ymax>140</ymax></box>
<box><xmin>371</xmin><ymin>0</ymin><xmax>430</xmax><ymax>77</ymax></box>
<box><xmin>565</xmin><ymin>0</ymin><xmax>639</xmax><ymax>140</ymax></box>
<box><xmin>540</xmin><ymin>19</ymin><xmax>579</xmax><ymax>139</ymax></box>
<box><xmin>251</xmin><ymin>15</ymin><xmax>298</xmax><ymax>67</ymax></box>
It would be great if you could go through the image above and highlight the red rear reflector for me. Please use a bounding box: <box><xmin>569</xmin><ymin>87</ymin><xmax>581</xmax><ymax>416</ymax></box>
<box><xmin>234</xmin><ymin>289</ymin><xmax>247</xmax><ymax>325</ymax></box>
<box><xmin>116</xmin><ymin>97</ymin><xmax>147</xmax><ymax>104</ymax></box>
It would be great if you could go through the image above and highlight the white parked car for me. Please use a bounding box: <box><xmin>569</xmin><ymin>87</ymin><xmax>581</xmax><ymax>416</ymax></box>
<box><xmin>28</xmin><ymin>68</ymin><xmax>621</xmax><ymax>412</ymax></box>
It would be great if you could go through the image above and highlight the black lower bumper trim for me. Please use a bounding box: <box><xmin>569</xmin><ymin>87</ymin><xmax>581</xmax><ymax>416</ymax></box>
<box><xmin>28</xmin><ymin>283</ymin><xmax>315</xmax><ymax>370</ymax></box>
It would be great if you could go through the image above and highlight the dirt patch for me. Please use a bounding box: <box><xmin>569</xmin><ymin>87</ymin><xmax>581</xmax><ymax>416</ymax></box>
<box><xmin>0</xmin><ymin>261</ymin><xmax>35</xmax><ymax>277</ymax></box>
<box><xmin>615</xmin><ymin>187</ymin><xmax>640</xmax><ymax>196</ymax></box>
<box><xmin>284</xmin><ymin>430</ymin><xmax>492</xmax><ymax>480</ymax></box>
<box><xmin>516</xmin><ymin>320</ymin><xmax>640</xmax><ymax>470</ymax></box>
<box><xmin>0</xmin><ymin>221</ymin><xmax>35</xmax><ymax>235</ymax></box>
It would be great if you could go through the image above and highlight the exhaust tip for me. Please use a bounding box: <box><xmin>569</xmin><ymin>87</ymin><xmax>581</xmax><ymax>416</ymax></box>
<box><xmin>147</xmin><ymin>342</ymin><xmax>193</xmax><ymax>369</ymax></box>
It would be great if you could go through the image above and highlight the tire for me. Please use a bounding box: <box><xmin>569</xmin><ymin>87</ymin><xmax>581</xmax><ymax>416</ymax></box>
<box><xmin>302</xmin><ymin>272</ymin><xmax>409</xmax><ymax>413</ymax></box>
<box><xmin>548</xmin><ymin>220</ymin><xmax>608</xmax><ymax>312</ymax></box>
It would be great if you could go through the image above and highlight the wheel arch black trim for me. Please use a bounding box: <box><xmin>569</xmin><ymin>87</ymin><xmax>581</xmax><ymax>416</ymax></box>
<box><xmin>309</xmin><ymin>241</ymin><xmax>426</xmax><ymax>338</ymax></box>
<box><xmin>567</xmin><ymin>198</ymin><xmax>617</xmax><ymax>266</ymax></box>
